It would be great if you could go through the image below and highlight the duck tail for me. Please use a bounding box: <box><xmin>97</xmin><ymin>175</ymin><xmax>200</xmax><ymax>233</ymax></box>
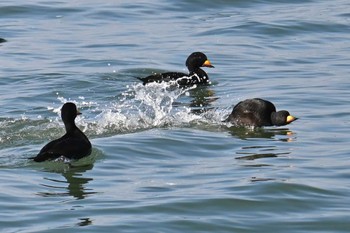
<box><xmin>133</xmin><ymin>76</ymin><xmax>147</xmax><ymax>85</ymax></box>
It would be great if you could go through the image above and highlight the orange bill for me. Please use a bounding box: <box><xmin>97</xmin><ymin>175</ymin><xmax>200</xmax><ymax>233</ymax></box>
<box><xmin>202</xmin><ymin>59</ymin><xmax>214</xmax><ymax>68</ymax></box>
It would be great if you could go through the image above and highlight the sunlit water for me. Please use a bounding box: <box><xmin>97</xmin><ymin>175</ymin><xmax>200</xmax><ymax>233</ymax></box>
<box><xmin>1</xmin><ymin>0</ymin><xmax>350</xmax><ymax>232</ymax></box>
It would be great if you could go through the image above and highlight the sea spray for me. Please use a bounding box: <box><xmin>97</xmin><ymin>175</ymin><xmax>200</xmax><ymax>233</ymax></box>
<box><xmin>132</xmin><ymin>82</ymin><xmax>196</xmax><ymax>126</ymax></box>
<box><xmin>92</xmin><ymin>82</ymin><xmax>197</xmax><ymax>134</ymax></box>
<box><xmin>0</xmin><ymin>82</ymin><xmax>228</xmax><ymax>148</ymax></box>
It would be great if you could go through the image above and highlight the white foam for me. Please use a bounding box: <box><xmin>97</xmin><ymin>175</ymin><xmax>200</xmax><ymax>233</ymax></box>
<box><xmin>1</xmin><ymin>82</ymin><xmax>229</xmax><ymax>144</ymax></box>
<box><xmin>83</xmin><ymin>82</ymin><xmax>216</xmax><ymax>136</ymax></box>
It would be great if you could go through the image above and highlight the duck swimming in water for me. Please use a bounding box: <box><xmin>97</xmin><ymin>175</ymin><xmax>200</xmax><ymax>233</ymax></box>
<box><xmin>223</xmin><ymin>98</ymin><xmax>298</xmax><ymax>127</ymax></box>
<box><xmin>137</xmin><ymin>52</ymin><xmax>214</xmax><ymax>86</ymax></box>
<box><xmin>31</xmin><ymin>102</ymin><xmax>92</xmax><ymax>162</ymax></box>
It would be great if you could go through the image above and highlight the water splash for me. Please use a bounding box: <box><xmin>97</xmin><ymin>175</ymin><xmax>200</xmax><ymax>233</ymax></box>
<box><xmin>0</xmin><ymin>82</ymin><xmax>228</xmax><ymax>151</ymax></box>
<box><xmin>89</xmin><ymin>82</ymin><xmax>205</xmax><ymax>135</ymax></box>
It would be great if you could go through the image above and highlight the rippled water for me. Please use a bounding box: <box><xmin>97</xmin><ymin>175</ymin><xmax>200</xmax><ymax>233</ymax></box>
<box><xmin>1</xmin><ymin>0</ymin><xmax>350</xmax><ymax>232</ymax></box>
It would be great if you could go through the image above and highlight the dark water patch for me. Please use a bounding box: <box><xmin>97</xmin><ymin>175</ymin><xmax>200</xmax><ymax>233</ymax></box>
<box><xmin>236</xmin><ymin>153</ymin><xmax>278</xmax><ymax>160</ymax></box>
<box><xmin>226</xmin><ymin>127</ymin><xmax>295</xmax><ymax>141</ymax></box>
<box><xmin>338</xmin><ymin>12</ymin><xmax>350</xmax><ymax>18</ymax></box>
<box><xmin>36</xmin><ymin>164</ymin><xmax>98</xmax><ymax>200</ymax></box>
<box><xmin>223</xmin><ymin>20</ymin><xmax>350</xmax><ymax>38</ymax></box>
<box><xmin>0</xmin><ymin>4</ymin><xmax>84</xmax><ymax>19</ymax></box>
<box><xmin>235</xmin><ymin>144</ymin><xmax>292</xmax><ymax>160</ymax></box>
<box><xmin>173</xmin><ymin>0</ymin><xmax>315</xmax><ymax>12</ymax></box>
<box><xmin>137</xmin><ymin>186</ymin><xmax>175</xmax><ymax>193</ymax></box>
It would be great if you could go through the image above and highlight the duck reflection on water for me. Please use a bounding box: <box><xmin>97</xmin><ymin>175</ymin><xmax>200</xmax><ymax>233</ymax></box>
<box><xmin>37</xmin><ymin>163</ymin><xmax>97</xmax><ymax>200</ymax></box>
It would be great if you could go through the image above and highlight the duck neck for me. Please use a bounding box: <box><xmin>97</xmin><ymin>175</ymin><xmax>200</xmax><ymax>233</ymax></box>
<box><xmin>189</xmin><ymin>68</ymin><xmax>207</xmax><ymax>79</ymax></box>
<box><xmin>271</xmin><ymin>112</ymin><xmax>284</xmax><ymax>126</ymax></box>
<box><xmin>64</xmin><ymin>120</ymin><xmax>77</xmax><ymax>133</ymax></box>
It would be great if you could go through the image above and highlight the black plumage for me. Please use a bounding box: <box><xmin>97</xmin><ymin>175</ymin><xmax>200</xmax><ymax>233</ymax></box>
<box><xmin>224</xmin><ymin>98</ymin><xmax>297</xmax><ymax>127</ymax></box>
<box><xmin>31</xmin><ymin>102</ymin><xmax>91</xmax><ymax>162</ymax></box>
<box><xmin>137</xmin><ymin>52</ymin><xmax>214</xmax><ymax>86</ymax></box>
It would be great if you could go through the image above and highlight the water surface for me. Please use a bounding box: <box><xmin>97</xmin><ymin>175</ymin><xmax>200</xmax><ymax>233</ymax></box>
<box><xmin>1</xmin><ymin>0</ymin><xmax>350</xmax><ymax>232</ymax></box>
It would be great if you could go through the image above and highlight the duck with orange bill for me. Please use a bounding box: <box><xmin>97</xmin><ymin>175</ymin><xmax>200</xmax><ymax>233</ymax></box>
<box><xmin>136</xmin><ymin>51</ymin><xmax>214</xmax><ymax>86</ymax></box>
